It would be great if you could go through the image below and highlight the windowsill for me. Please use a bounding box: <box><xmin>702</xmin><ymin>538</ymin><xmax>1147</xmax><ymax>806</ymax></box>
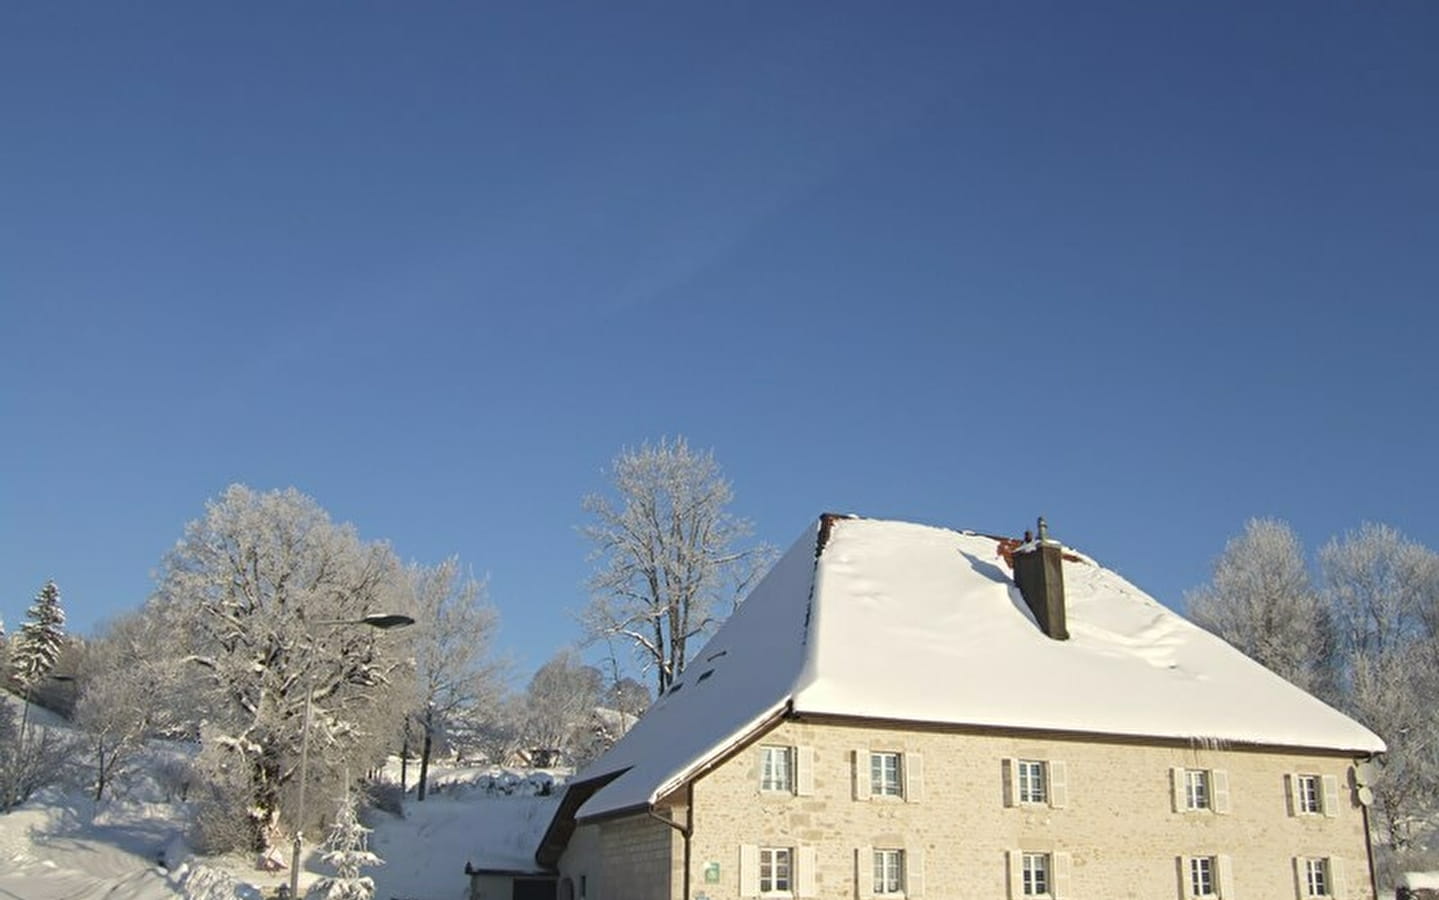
<box><xmin>759</xmin><ymin>788</ymin><xmax>795</xmax><ymax>796</ymax></box>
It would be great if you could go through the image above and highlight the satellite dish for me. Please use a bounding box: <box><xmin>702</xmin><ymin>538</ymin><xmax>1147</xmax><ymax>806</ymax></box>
<box><xmin>1354</xmin><ymin>761</ymin><xmax>1377</xmax><ymax>786</ymax></box>
<box><xmin>1357</xmin><ymin>786</ymin><xmax>1375</xmax><ymax>807</ymax></box>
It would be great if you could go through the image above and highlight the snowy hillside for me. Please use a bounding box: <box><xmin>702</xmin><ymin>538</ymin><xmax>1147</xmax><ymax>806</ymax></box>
<box><xmin>1</xmin><ymin>691</ymin><xmax>563</xmax><ymax>900</ymax></box>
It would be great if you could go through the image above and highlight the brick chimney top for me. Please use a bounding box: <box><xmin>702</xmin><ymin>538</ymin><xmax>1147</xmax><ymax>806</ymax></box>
<box><xmin>1013</xmin><ymin>516</ymin><xmax>1069</xmax><ymax>640</ymax></box>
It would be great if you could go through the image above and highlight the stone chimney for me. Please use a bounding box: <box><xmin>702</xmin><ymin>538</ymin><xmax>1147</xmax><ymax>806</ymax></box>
<box><xmin>1013</xmin><ymin>517</ymin><xmax>1069</xmax><ymax>640</ymax></box>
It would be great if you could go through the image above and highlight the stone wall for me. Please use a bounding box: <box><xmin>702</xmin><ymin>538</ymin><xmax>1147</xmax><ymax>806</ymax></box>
<box><xmin>679</xmin><ymin>717</ymin><xmax>1374</xmax><ymax>900</ymax></box>
<box><xmin>559</xmin><ymin>813</ymin><xmax>679</xmax><ymax>900</ymax></box>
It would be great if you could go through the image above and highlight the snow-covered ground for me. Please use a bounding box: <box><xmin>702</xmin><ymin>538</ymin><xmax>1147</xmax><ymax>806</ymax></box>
<box><xmin>2</xmin><ymin>693</ymin><xmax>562</xmax><ymax>900</ymax></box>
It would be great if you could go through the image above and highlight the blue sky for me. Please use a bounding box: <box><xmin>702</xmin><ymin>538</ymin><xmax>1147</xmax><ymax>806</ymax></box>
<box><xmin>3</xmin><ymin>2</ymin><xmax>1436</xmax><ymax>680</ymax></box>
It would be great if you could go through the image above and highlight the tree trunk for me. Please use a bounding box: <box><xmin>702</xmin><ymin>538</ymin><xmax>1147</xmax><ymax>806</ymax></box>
<box><xmin>94</xmin><ymin>743</ymin><xmax>107</xmax><ymax>802</ymax></box>
<box><xmin>400</xmin><ymin>721</ymin><xmax>410</xmax><ymax>793</ymax></box>
<box><xmin>417</xmin><ymin>726</ymin><xmax>432</xmax><ymax>802</ymax></box>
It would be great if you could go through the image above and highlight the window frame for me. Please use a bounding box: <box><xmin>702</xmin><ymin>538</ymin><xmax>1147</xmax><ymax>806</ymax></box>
<box><xmin>1189</xmin><ymin>856</ymin><xmax>1216</xmax><ymax>898</ymax></box>
<box><xmin>1185</xmin><ymin>768</ymin><xmax>1211</xmax><ymax>811</ymax></box>
<box><xmin>1021</xmin><ymin>852</ymin><xmax>1050</xmax><ymax>897</ymax></box>
<box><xmin>760</xmin><ymin>745</ymin><xmax>794</xmax><ymax>794</ymax></box>
<box><xmin>871</xmin><ymin>751</ymin><xmax>904</xmax><ymax>798</ymax></box>
<box><xmin>873</xmin><ymin>848</ymin><xmax>905</xmax><ymax>896</ymax></box>
<box><xmin>1297</xmin><ymin>774</ymin><xmax>1322</xmax><ymax>815</ymax></box>
<box><xmin>1017</xmin><ymin>759</ymin><xmax>1047</xmax><ymax>805</ymax></box>
<box><xmin>1304</xmin><ymin>857</ymin><xmax>1330</xmax><ymax>898</ymax></box>
<box><xmin>759</xmin><ymin>847</ymin><xmax>793</xmax><ymax>896</ymax></box>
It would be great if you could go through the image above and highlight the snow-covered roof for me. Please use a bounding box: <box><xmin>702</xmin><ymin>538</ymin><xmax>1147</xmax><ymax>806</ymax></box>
<box><xmin>570</xmin><ymin>516</ymin><xmax>1385</xmax><ymax>821</ymax></box>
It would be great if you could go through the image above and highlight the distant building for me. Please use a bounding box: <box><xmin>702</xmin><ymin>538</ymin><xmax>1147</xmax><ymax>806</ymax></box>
<box><xmin>535</xmin><ymin>515</ymin><xmax>1384</xmax><ymax>900</ymax></box>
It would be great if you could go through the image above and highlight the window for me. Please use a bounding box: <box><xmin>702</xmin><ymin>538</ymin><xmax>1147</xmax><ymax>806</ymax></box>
<box><xmin>1022</xmin><ymin>853</ymin><xmax>1050</xmax><ymax>897</ymax></box>
<box><xmin>1185</xmin><ymin>769</ymin><xmax>1210</xmax><ymax>810</ymax></box>
<box><xmin>1172</xmin><ymin>766</ymin><xmax>1229</xmax><ymax>814</ymax></box>
<box><xmin>1018</xmin><ymin>760</ymin><xmax>1047</xmax><ymax>804</ymax></box>
<box><xmin>761</xmin><ymin>746</ymin><xmax>793</xmax><ymax>793</ymax></box>
<box><xmin>760</xmin><ymin>847</ymin><xmax>792</xmax><ymax>895</ymax></box>
<box><xmin>1297</xmin><ymin>775</ymin><xmax>1322</xmax><ymax>814</ymax></box>
<box><xmin>871</xmin><ymin>752</ymin><xmax>903</xmax><ymax>797</ymax></box>
<box><xmin>1004</xmin><ymin>759</ymin><xmax>1067</xmax><ymax>809</ymax></box>
<box><xmin>873</xmin><ymin>849</ymin><xmax>904</xmax><ymax>896</ymax></box>
<box><xmin>1303</xmin><ymin>858</ymin><xmax>1330</xmax><ymax>897</ymax></box>
<box><xmin>1189</xmin><ymin>857</ymin><xmax>1215</xmax><ymax>897</ymax></box>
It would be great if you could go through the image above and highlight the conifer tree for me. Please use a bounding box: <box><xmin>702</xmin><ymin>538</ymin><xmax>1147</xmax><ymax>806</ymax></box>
<box><xmin>304</xmin><ymin>784</ymin><xmax>383</xmax><ymax>900</ymax></box>
<box><xmin>12</xmin><ymin>581</ymin><xmax>66</xmax><ymax>687</ymax></box>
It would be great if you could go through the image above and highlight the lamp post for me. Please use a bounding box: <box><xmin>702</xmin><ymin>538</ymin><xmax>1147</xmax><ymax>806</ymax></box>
<box><xmin>289</xmin><ymin>613</ymin><xmax>414</xmax><ymax>900</ymax></box>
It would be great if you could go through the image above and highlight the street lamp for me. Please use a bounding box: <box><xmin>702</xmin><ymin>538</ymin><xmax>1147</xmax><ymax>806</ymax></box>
<box><xmin>289</xmin><ymin>613</ymin><xmax>414</xmax><ymax>900</ymax></box>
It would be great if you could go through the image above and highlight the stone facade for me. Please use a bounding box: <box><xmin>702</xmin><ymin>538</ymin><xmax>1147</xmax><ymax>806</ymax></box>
<box><xmin>562</xmin><ymin>716</ymin><xmax>1375</xmax><ymax>900</ymax></box>
<box><xmin>559</xmin><ymin>810</ymin><xmax>681</xmax><ymax>900</ymax></box>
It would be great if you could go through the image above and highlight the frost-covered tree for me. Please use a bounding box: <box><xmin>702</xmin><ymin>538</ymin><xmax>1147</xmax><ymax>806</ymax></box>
<box><xmin>521</xmin><ymin>649</ymin><xmax>601</xmax><ymax>766</ymax></box>
<box><xmin>142</xmin><ymin>485</ymin><xmax>414</xmax><ymax>852</ymax></box>
<box><xmin>1186</xmin><ymin>519</ymin><xmax>1333</xmax><ymax>692</ymax></box>
<box><xmin>581</xmin><ymin>437</ymin><xmax>773</xmax><ymax>694</ymax></box>
<box><xmin>405</xmin><ymin>557</ymin><xmax>503</xmax><ymax>801</ymax></box>
<box><xmin>520</xmin><ymin>645</ymin><xmax>604</xmax><ymax>766</ymax></box>
<box><xmin>73</xmin><ymin>612</ymin><xmax>189</xmax><ymax>801</ymax></box>
<box><xmin>304</xmin><ymin>783</ymin><xmax>383</xmax><ymax>900</ymax></box>
<box><xmin>1319</xmin><ymin>523</ymin><xmax>1439</xmax><ymax>850</ymax></box>
<box><xmin>11</xmin><ymin>580</ymin><xmax>66</xmax><ymax>687</ymax></box>
<box><xmin>0</xmin><ymin>710</ymin><xmax>77</xmax><ymax>812</ymax></box>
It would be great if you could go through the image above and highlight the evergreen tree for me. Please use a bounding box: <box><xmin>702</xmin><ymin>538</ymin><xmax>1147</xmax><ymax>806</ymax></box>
<box><xmin>304</xmin><ymin>784</ymin><xmax>383</xmax><ymax>900</ymax></box>
<box><xmin>12</xmin><ymin>581</ymin><xmax>66</xmax><ymax>687</ymax></box>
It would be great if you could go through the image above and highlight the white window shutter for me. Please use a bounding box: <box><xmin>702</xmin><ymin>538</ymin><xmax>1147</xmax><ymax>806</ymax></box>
<box><xmin>797</xmin><ymin>846</ymin><xmax>817</xmax><ymax>898</ymax></box>
<box><xmin>796</xmin><ymin>746</ymin><xmax>815</xmax><ymax>797</ymax></box>
<box><xmin>856</xmin><ymin>846</ymin><xmax>874</xmax><ymax>900</ymax></box>
<box><xmin>854</xmin><ymin>750</ymin><xmax>871</xmax><ymax>800</ymax></box>
<box><xmin>1171</xmin><ymin>766</ymin><xmax>1185</xmax><ymax>812</ymax></box>
<box><xmin>1049</xmin><ymin>760</ymin><xmax>1068</xmax><ymax>809</ymax></box>
<box><xmin>1293</xmin><ymin>857</ymin><xmax>1305</xmax><ymax>900</ymax></box>
<box><xmin>1052</xmin><ymin>852</ymin><xmax>1072</xmax><ymax>900</ymax></box>
<box><xmin>1003</xmin><ymin>758</ymin><xmax>1017</xmax><ymax>808</ymax></box>
<box><xmin>1177</xmin><ymin>856</ymin><xmax>1189</xmax><ymax>900</ymax></box>
<box><xmin>755</xmin><ymin>746</ymin><xmax>767</xmax><ymax>792</ymax></box>
<box><xmin>1007</xmin><ymin>850</ymin><xmax>1022</xmax><ymax>900</ymax></box>
<box><xmin>906</xmin><ymin>845</ymin><xmax>925</xmax><ymax>898</ymax></box>
<box><xmin>905</xmin><ymin>752</ymin><xmax>924</xmax><ymax>802</ymax></box>
<box><xmin>1322</xmin><ymin>774</ymin><xmax>1340</xmax><ymax>818</ymax></box>
<box><xmin>1286</xmin><ymin>773</ymin><xmax>1299</xmax><ymax>816</ymax></box>
<box><xmin>1330</xmin><ymin>857</ymin><xmax>1345</xmax><ymax>899</ymax></box>
<box><xmin>1212</xmin><ymin>769</ymin><xmax>1231</xmax><ymax>814</ymax></box>
<box><xmin>1218</xmin><ymin>854</ymin><xmax>1235</xmax><ymax>899</ymax></box>
<box><xmin>739</xmin><ymin>845</ymin><xmax>759</xmax><ymax>899</ymax></box>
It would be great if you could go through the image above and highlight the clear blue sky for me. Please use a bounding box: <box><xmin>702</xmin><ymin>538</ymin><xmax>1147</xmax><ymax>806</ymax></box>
<box><xmin>3</xmin><ymin>2</ymin><xmax>1436</xmax><ymax>679</ymax></box>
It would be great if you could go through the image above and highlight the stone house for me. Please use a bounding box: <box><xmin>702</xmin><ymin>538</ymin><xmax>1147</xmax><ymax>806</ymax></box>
<box><xmin>535</xmin><ymin>515</ymin><xmax>1385</xmax><ymax>900</ymax></box>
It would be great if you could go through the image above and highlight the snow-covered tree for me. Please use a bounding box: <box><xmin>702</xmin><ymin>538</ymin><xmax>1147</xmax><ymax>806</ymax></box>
<box><xmin>1186</xmin><ymin>518</ymin><xmax>1333</xmax><ymax>693</ymax></box>
<box><xmin>1319</xmin><ymin>523</ymin><xmax>1439</xmax><ymax>850</ymax></box>
<box><xmin>520</xmin><ymin>649</ymin><xmax>602</xmax><ymax>766</ymax></box>
<box><xmin>0</xmin><ymin>710</ymin><xmax>77</xmax><ymax>812</ymax></box>
<box><xmin>11</xmin><ymin>580</ymin><xmax>66</xmax><ymax>687</ymax></box>
<box><xmin>405</xmin><ymin>557</ymin><xmax>504</xmax><ymax>800</ymax></box>
<box><xmin>73</xmin><ymin>612</ymin><xmax>189</xmax><ymax>801</ymax></box>
<box><xmin>142</xmin><ymin>485</ymin><xmax>415</xmax><ymax>851</ymax></box>
<box><xmin>304</xmin><ymin>784</ymin><xmax>383</xmax><ymax>900</ymax></box>
<box><xmin>581</xmin><ymin>437</ymin><xmax>773</xmax><ymax>695</ymax></box>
